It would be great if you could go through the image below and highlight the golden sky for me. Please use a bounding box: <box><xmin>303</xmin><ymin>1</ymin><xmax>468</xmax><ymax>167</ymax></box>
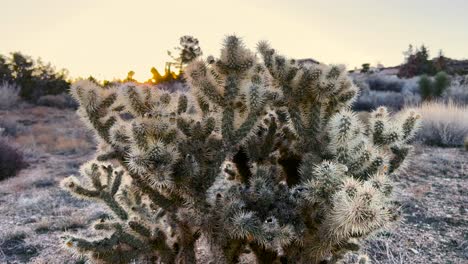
<box><xmin>2</xmin><ymin>0</ymin><xmax>467</xmax><ymax>81</ymax></box>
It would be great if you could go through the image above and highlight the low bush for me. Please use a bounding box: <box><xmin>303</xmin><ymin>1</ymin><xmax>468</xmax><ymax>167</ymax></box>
<box><xmin>15</xmin><ymin>123</ymin><xmax>93</xmax><ymax>155</ymax></box>
<box><xmin>412</xmin><ymin>101</ymin><xmax>468</xmax><ymax>147</ymax></box>
<box><xmin>37</xmin><ymin>93</ymin><xmax>78</xmax><ymax>109</ymax></box>
<box><xmin>419</xmin><ymin>75</ymin><xmax>432</xmax><ymax>100</ymax></box>
<box><xmin>418</xmin><ymin>72</ymin><xmax>451</xmax><ymax>101</ymax></box>
<box><xmin>443</xmin><ymin>84</ymin><xmax>468</xmax><ymax>104</ymax></box>
<box><xmin>353</xmin><ymin>90</ymin><xmax>420</xmax><ymax>111</ymax></box>
<box><xmin>366</xmin><ymin>75</ymin><xmax>404</xmax><ymax>92</ymax></box>
<box><xmin>0</xmin><ymin>82</ymin><xmax>20</xmax><ymax>110</ymax></box>
<box><xmin>0</xmin><ymin>138</ymin><xmax>26</xmax><ymax>181</ymax></box>
<box><xmin>352</xmin><ymin>74</ymin><xmax>421</xmax><ymax>111</ymax></box>
<box><xmin>0</xmin><ymin>117</ymin><xmax>27</xmax><ymax>137</ymax></box>
<box><xmin>433</xmin><ymin>72</ymin><xmax>451</xmax><ymax>97</ymax></box>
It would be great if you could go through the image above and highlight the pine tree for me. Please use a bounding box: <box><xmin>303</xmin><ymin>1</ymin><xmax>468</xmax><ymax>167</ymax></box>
<box><xmin>398</xmin><ymin>44</ymin><xmax>437</xmax><ymax>78</ymax></box>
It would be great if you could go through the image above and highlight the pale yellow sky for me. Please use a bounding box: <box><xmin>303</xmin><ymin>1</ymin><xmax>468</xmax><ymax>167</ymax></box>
<box><xmin>2</xmin><ymin>0</ymin><xmax>467</xmax><ymax>81</ymax></box>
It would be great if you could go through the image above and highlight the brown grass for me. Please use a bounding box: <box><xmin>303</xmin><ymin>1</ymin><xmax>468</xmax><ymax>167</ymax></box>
<box><xmin>15</xmin><ymin>123</ymin><xmax>93</xmax><ymax>155</ymax></box>
<box><xmin>408</xmin><ymin>101</ymin><xmax>468</xmax><ymax>147</ymax></box>
<box><xmin>29</xmin><ymin>107</ymin><xmax>52</xmax><ymax>118</ymax></box>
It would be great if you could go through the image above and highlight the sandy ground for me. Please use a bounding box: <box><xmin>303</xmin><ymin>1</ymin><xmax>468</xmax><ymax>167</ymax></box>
<box><xmin>0</xmin><ymin>106</ymin><xmax>466</xmax><ymax>264</ymax></box>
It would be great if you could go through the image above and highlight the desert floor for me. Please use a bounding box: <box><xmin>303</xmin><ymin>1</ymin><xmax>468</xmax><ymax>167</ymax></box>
<box><xmin>0</xmin><ymin>106</ymin><xmax>466</xmax><ymax>264</ymax></box>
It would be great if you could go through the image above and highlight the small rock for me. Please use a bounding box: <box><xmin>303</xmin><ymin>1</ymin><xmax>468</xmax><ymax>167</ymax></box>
<box><xmin>409</xmin><ymin>248</ymin><xmax>419</xmax><ymax>254</ymax></box>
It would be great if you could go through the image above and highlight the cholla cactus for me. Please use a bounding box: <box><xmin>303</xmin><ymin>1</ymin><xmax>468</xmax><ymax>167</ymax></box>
<box><xmin>62</xmin><ymin>36</ymin><xmax>420</xmax><ymax>263</ymax></box>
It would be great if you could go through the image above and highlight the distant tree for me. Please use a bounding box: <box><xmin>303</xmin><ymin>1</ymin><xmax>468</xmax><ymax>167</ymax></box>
<box><xmin>9</xmin><ymin>52</ymin><xmax>34</xmax><ymax>80</ymax></box>
<box><xmin>361</xmin><ymin>63</ymin><xmax>370</xmax><ymax>73</ymax></box>
<box><xmin>87</xmin><ymin>76</ymin><xmax>100</xmax><ymax>85</ymax></box>
<box><xmin>35</xmin><ymin>58</ymin><xmax>69</xmax><ymax>95</ymax></box>
<box><xmin>398</xmin><ymin>44</ymin><xmax>437</xmax><ymax>78</ymax></box>
<box><xmin>6</xmin><ymin>52</ymin><xmax>69</xmax><ymax>101</ymax></box>
<box><xmin>0</xmin><ymin>55</ymin><xmax>12</xmax><ymax>82</ymax></box>
<box><xmin>147</xmin><ymin>67</ymin><xmax>164</xmax><ymax>84</ymax></box>
<box><xmin>402</xmin><ymin>44</ymin><xmax>414</xmax><ymax>62</ymax></box>
<box><xmin>433</xmin><ymin>49</ymin><xmax>448</xmax><ymax>73</ymax></box>
<box><xmin>418</xmin><ymin>45</ymin><xmax>429</xmax><ymax>60</ymax></box>
<box><xmin>102</xmin><ymin>80</ymin><xmax>113</xmax><ymax>87</ymax></box>
<box><xmin>124</xmin><ymin>70</ymin><xmax>136</xmax><ymax>83</ymax></box>
<box><xmin>168</xmin><ymin>35</ymin><xmax>202</xmax><ymax>75</ymax></box>
<box><xmin>418</xmin><ymin>45</ymin><xmax>436</xmax><ymax>75</ymax></box>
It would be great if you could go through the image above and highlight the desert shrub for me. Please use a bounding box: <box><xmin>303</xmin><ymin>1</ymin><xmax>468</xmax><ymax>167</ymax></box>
<box><xmin>0</xmin><ymin>52</ymin><xmax>70</xmax><ymax>102</ymax></box>
<box><xmin>0</xmin><ymin>82</ymin><xmax>20</xmax><ymax>110</ymax></box>
<box><xmin>361</xmin><ymin>63</ymin><xmax>370</xmax><ymax>73</ymax></box>
<box><xmin>0</xmin><ymin>138</ymin><xmax>25</xmax><ymax>181</ymax></box>
<box><xmin>0</xmin><ymin>117</ymin><xmax>27</xmax><ymax>137</ymax></box>
<box><xmin>353</xmin><ymin>89</ymin><xmax>420</xmax><ymax>111</ymax></box>
<box><xmin>418</xmin><ymin>75</ymin><xmax>432</xmax><ymax>100</ymax></box>
<box><xmin>352</xmin><ymin>74</ymin><xmax>421</xmax><ymax>111</ymax></box>
<box><xmin>460</xmin><ymin>75</ymin><xmax>468</xmax><ymax>85</ymax></box>
<box><xmin>61</xmin><ymin>36</ymin><xmax>420</xmax><ymax>264</ymax></box>
<box><xmin>433</xmin><ymin>71</ymin><xmax>450</xmax><ymax>97</ymax></box>
<box><xmin>15</xmin><ymin>123</ymin><xmax>94</xmax><ymax>155</ymax></box>
<box><xmin>401</xmin><ymin>76</ymin><xmax>421</xmax><ymax>94</ymax></box>
<box><xmin>37</xmin><ymin>93</ymin><xmax>78</xmax><ymax>109</ymax></box>
<box><xmin>366</xmin><ymin>75</ymin><xmax>404</xmax><ymax>92</ymax></box>
<box><xmin>354</xmin><ymin>90</ymin><xmax>404</xmax><ymax>111</ymax></box>
<box><xmin>413</xmin><ymin>101</ymin><xmax>468</xmax><ymax>147</ymax></box>
<box><xmin>418</xmin><ymin>72</ymin><xmax>451</xmax><ymax>101</ymax></box>
<box><xmin>443</xmin><ymin>83</ymin><xmax>468</xmax><ymax>104</ymax></box>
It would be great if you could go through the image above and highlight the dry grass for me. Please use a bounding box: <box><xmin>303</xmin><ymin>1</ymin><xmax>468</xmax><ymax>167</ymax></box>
<box><xmin>0</xmin><ymin>106</ymin><xmax>99</xmax><ymax>263</ymax></box>
<box><xmin>15</xmin><ymin>121</ymin><xmax>93</xmax><ymax>155</ymax></box>
<box><xmin>29</xmin><ymin>106</ymin><xmax>52</xmax><ymax>118</ymax></box>
<box><xmin>0</xmin><ymin>82</ymin><xmax>20</xmax><ymax>110</ymax></box>
<box><xmin>444</xmin><ymin>83</ymin><xmax>468</xmax><ymax>104</ymax></box>
<box><xmin>365</xmin><ymin>232</ymin><xmax>410</xmax><ymax>264</ymax></box>
<box><xmin>410</xmin><ymin>101</ymin><xmax>468</xmax><ymax>147</ymax></box>
<box><xmin>0</xmin><ymin>115</ymin><xmax>28</xmax><ymax>137</ymax></box>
